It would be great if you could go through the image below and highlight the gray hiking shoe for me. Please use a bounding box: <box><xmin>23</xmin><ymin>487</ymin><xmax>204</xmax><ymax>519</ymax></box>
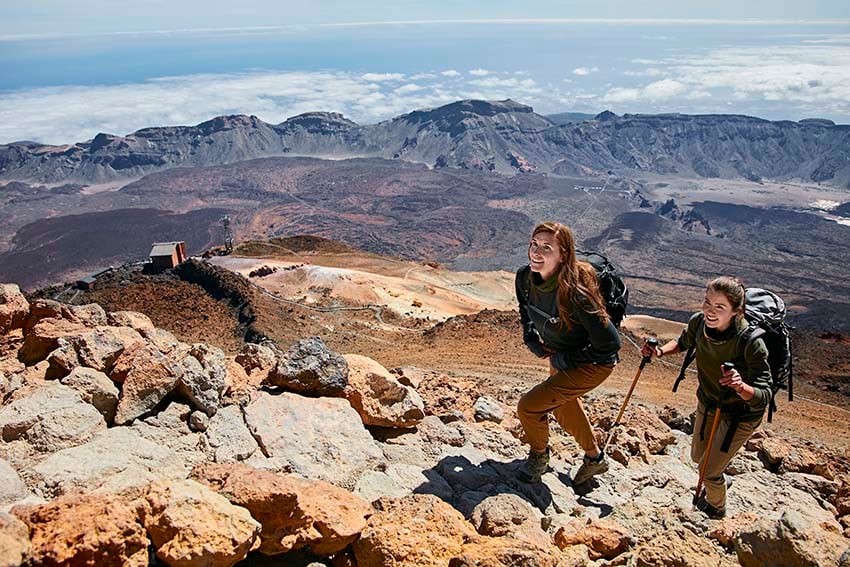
<box><xmin>572</xmin><ymin>452</ymin><xmax>609</xmax><ymax>486</ymax></box>
<box><xmin>517</xmin><ymin>448</ymin><xmax>550</xmax><ymax>483</ymax></box>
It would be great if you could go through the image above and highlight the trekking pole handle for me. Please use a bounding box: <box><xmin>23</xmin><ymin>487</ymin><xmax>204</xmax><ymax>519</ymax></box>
<box><xmin>640</xmin><ymin>338</ymin><xmax>659</xmax><ymax>369</ymax></box>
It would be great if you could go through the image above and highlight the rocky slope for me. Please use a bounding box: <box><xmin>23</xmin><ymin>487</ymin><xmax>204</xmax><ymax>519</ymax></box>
<box><xmin>2</xmin><ymin>279</ymin><xmax>850</xmax><ymax>566</ymax></box>
<box><xmin>2</xmin><ymin>100</ymin><xmax>849</xmax><ymax>184</ymax></box>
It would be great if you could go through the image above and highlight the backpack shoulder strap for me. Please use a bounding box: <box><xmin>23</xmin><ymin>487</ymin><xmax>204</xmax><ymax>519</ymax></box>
<box><xmin>673</xmin><ymin>314</ymin><xmax>703</xmax><ymax>393</ymax></box>
<box><xmin>516</xmin><ymin>265</ymin><xmax>532</xmax><ymax>304</ymax></box>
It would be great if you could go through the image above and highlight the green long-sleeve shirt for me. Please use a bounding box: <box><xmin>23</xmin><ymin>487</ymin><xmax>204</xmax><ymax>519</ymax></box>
<box><xmin>516</xmin><ymin>266</ymin><xmax>621</xmax><ymax>370</ymax></box>
<box><xmin>677</xmin><ymin>313</ymin><xmax>772</xmax><ymax>422</ymax></box>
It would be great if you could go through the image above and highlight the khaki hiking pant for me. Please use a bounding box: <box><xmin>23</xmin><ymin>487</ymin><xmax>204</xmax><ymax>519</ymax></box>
<box><xmin>691</xmin><ymin>401</ymin><xmax>760</xmax><ymax>509</ymax></box>
<box><xmin>517</xmin><ymin>362</ymin><xmax>615</xmax><ymax>454</ymax></box>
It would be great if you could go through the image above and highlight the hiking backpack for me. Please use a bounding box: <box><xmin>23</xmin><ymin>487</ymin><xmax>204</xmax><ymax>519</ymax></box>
<box><xmin>672</xmin><ymin>287</ymin><xmax>793</xmax><ymax>423</ymax></box>
<box><xmin>521</xmin><ymin>249</ymin><xmax>629</xmax><ymax>328</ymax></box>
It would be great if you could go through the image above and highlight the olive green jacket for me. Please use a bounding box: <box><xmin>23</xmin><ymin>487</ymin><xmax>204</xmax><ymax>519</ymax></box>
<box><xmin>677</xmin><ymin>313</ymin><xmax>772</xmax><ymax>422</ymax></box>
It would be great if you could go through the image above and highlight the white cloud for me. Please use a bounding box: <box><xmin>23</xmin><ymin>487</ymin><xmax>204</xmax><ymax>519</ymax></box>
<box><xmin>573</xmin><ymin>67</ymin><xmax>599</xmax><ymax>76</ymax></box>
<box><xmin>469</xmin><ymin>68</ymin><xmax>491</xmax><ymax>76</ymax></box>
<box><xmin>409</xmin><ymin>72</ymin><xmax>436</xmax><ymax>80</ymax></box>
<box><xmin>441</xmin><ymin>69</ymin><xmax>461</xmax><ymax>77</ymax></box>
<box><xmin>395</xmin><ymin>83</ymin><xmax>425</xmax><ymax>93</ymax></box>
<box><xmin>361</xmin><ymin>73</ymin><xmax>405</xmax><ymax>82</ymax></box>
<box><xmin>604</xmin><ymin>40</ymin><xmax>850</xmax><ymax>117</ymax></box>
<box><xmin>0</xmin><ymin>69</ymin><xmax>575</xmax><ymax>144</ymax></box>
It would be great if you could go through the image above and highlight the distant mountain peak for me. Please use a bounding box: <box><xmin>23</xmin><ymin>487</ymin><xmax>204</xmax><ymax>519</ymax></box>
<box><xmin>196</xmin><ymin>115</ymin><xmax>262</xmax><ymax>135</ymax></box>
<box><xmin>594</xmin><ymin>110</ymin><xmax>618</xmax><ymax>122</ymax></box>
<box><xmin>280</xmin><ymin>112</ymin><xmax>359</xmax><ymax>132</ymax></box>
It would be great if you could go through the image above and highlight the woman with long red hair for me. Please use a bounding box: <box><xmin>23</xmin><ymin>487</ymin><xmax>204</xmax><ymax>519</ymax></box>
<box><xmin>515</xmin><ymin>221</ymin><xmax>621</xmax><ymax>484</ymax></box>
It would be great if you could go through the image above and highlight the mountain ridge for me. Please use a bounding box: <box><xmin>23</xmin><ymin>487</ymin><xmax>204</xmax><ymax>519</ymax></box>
<box><xmin>3</xmin><ymin>99</ymin><xmax>849</xmax><ymax>185</ymax></box>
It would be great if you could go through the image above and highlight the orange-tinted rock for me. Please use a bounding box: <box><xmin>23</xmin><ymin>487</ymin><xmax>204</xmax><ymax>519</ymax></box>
<box><xmin>353</xmin><ymin>494</ymin><xmax>476</xmax><ymax>567</ymax></box>
<box><xmin>452</xmin><ymin>537</ymin><xmax>563</xmax><ymax>567</ymax></box>
<box><xmin>142</xmin><ymin>479</ymin><xmax>261</xmax><ymax>567</ymax></box>
<box><xmin>343</xmin><ymin>353</ymin><xmax>425</xmax><ymax>428</ymax></box>
<box><xmin>191</xmin><ymin>462</ymin><xmax>370</xmax><ymax>556</ymax></box>
<box><xmin>113</xmin><ymin>344</ymin><xmax>182</xmax><ymax>425</ymax></box>
<box><xmin>18</xmin><ymin>318</ymin><xmax>88</xmax><ymax>365</ymax></box>
<box><xmin>554</xmin><ymin>518</ymin><xmax>631</xmax><ymax>560</ymax></box>
<box><xmin>0</xmin><ymin>284</ymin><xmax>28</xmax><ymax>334</ymax></box>
<box><xmin>107</xmin><ymin>311</ymin><xmax>155</xmax><ymax>332</ymax></box>
<box><xmin>11</xmin><ymin>492</ymin><xmax>148</xmax><ymax>567</ymax></box>
<box><xmin>709</xmin><ymin>512</ymin><xmax>760</xmax><ymax>547</ymax></box>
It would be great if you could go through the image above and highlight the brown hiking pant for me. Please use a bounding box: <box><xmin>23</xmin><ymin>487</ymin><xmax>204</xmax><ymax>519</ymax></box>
<box><xmin>517</xmin><ymin>362</ymin><xmax>615</xmax><ymax>453</ymax></box>
<box><xmin>691</xmin><ymin>401</ymin><xmax>760</xmax><ymax>509</ymax></box>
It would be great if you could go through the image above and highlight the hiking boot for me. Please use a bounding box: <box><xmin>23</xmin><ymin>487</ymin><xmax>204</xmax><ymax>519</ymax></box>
<box><xmin>572</xmin><ymin>452</ymin><xmax>609</xmax><ymax>486</ymax></box>
<box><xmin>517</xmin><ymin>448</ymin><xmax>549</xmax><ymax>483</ymax></box>
<box><xmin>696</xmin><ymin>495</ymin><xmax>726</xmax><ymax>519</ymax></box>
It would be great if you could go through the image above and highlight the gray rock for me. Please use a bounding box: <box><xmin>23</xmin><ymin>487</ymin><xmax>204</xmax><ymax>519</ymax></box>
<box><xmin>29</xmin><ymin>427</ymin><xmax>192</xmax><ymax>498</ymax></box>
<box><xmin>0</xmin><ymin>458</ymin><xmax>27</xmax><ymax>505</ymax></box>
<box><xmin>176</xmin><ymin>343</ymin><xmax>227</xmax><ymax>416</ymax></box>
<box><xmin>140</xmin><ymin>327</ymin><xmax>181</xmax><ymax>355</ymax></box>
<box><xmin>268</xmin><ymin>337</ymin><xmax>348</xmax><ymax>397</ymax></box>
<box><xmin>69</xmin><ymin>326</ymin><xmax>146</xmax><ymax>374</ymax></box>
<box><xmin>243</xmin><ymin>391</ymin><xmax>384</xmax><ymax>488</ymax></box>
<box><xmin>206</xmin><ymin>405</ymin><xmax>259</xmax><ymax>463</ymax></box>
<box><xmin>735</xmin><ymin>510</ymin><xmax>849</xmax><ymax>567</ymax></box>
<box><xmin>473</xmin><ymin>396</ymin><xmax>504</xmax><ymax>423</ymax></box>
<box><xmin>0</xmin><ymin>382</ymin><xmax>105</xmax><ymax>453</ymax></box>
<box><xmin>60</xmin><ymin>367</ymin><xmax>119</xmax><ymax>422</ymax></box>
<box><xmin>188</xmin><ymin>410</ymin><xmax>210</xmax><ymax>431</ymax></box>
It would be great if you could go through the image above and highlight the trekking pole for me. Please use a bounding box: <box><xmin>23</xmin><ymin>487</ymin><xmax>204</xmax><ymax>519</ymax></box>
<box><xmin>693</xmin><ymin>362</ymin><xmax>733</xmax><ymax>506</ymax></box>
<box><xmin>602</xmin><ymin>338</ymin><xmax>658</xmax><ymax>451</ymax></box>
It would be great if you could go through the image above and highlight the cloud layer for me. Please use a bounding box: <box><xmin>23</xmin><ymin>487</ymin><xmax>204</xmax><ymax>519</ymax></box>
<box><xmin>1</xmin><ymin>35</ymin><xmax>848</xmax><ymax>145</ymax></box>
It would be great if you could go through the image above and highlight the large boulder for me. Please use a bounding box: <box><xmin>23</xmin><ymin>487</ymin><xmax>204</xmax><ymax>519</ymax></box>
<box><xmin>635</xmin><ymin>526</ymin><xmax>729</xmax><ymax>567</ymax></box>
<box><xmin>29</xmin><ymin>427</ymin><xmax>191</xmax><ymax>498</ymax></box>
<box><xmin>0</xmin><ymin>284</ymin><xmax>28</xmax><ymax>334</ymax></box>
<box><xmin>113</xmin><ymin>344</ymin><xmax>183</xmax><ymax>425</ymax></box>
<box><xmin>60</xmin><ymin>366</ymin><xmax>119</xmax><ymax>422</ymax></box>
<box><xmin>107</xmin><ymin>311</ymin><xmax>155</xmax><ymax>332</ymax></box>
<box><xmin>191</xmin><ymin>463</ymin><xmax>371</xmax><ymax>556</ymax></box>
<box><xmin>268</xmin><ymin>337</ymin><xmax>348</xmax><ymax>397</ymax></box>
<box><xmin>343</xmin><ymin>354</ymin><xmax>425</xmax><ymax>428</ymax></box>
<box><xmin>0</xmin><ymin>511</ymin><xmax>30</xmax><ymax>567</ymax></box>
<box><xmin>353</xmin><ymin>494</ymin><xmax>477</xmax><ymax>567</ymax></box>
<box><xmin>470</xmin><ymin>493</ymin><xmax>550</xmax><ymax>550</ymax></box>
<box><xmin>176</xmin><ymin>343</ymin><xmax>227</xmax><ymax>416</ymax></box>
<box><xmin>735</xmin><ymin>510</ymin><xmax>849</xmax><ymax>567</ymax></box>
<box><xmin>142</xmin><ymin>479</ymin><xmax>261</xmax><ymax>567</ymax></box>
<box><xmin>18</xmin><ymin>318</ymin><xmax>88</xmax><ymax>365</ymax></box>
<box><xmin>206</xmin><ymin>405</ymin><xmax>259</xmax><ymax>463</ymax></box>
<box><xmin>451</xmin><ymin>537</ymin><xmax>565</xmax><ymax>567</ymax></box>
<box><xmin>67</xmin><ymin>326</ymin><xmax>145</xmax><ymax>376</ymax></box>
<box><xmin>243</xmin><ymin>391</ymin><xmax>384</xmax><ymax>487</ymax></box>
<box><xmin>18</xmin><ymin>301</ymin><xmax>108</xmax><ymax>364</ymax></box>
<box><xmin>11</xmin><ymin>492</ymin><xmax>148</xmax><ymax>567</ymax></box>
<box><xmin>554</xmin><ymin>518</ymin><xmax>632</xmax><ymax>560</ymax></box>
<box><xmin>0</xmin><ymin>382</ymin><xmax>105</xmax><ymax>453</ymax></box>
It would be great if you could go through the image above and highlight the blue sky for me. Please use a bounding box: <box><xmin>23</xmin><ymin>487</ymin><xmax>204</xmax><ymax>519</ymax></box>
<box><xmin>1</xmin><ymin>2</ymin><xmax>849</xmax><ymax>144</ymax></box>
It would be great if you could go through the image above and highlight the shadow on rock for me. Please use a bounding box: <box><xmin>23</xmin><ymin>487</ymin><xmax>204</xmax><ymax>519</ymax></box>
<box><xmin>415</xmin><ymin>454</ymin><xmax>554</xmax><ymax>518</ymax></box>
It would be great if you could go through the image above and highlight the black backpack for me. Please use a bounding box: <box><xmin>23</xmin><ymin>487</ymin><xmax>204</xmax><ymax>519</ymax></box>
<box><xmin>673</xmin><ymin>287</ymin><xmax>793</xmax><ymax>423</ymax></box>
<box><xmin>521</xmin><ymin>249</ymin><xmax>629</xmax><ymax>328</ymax></box>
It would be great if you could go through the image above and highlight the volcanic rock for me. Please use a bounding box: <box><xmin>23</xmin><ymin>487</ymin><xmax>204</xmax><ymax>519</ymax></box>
<box><xmin>343</xmin><ymin>353</ymin><xmax>425</xmax><ymax>428</ymax></box>
<box><xmin>191</xmin><ymin>462</ymin><xmax>371</xmax><ymax>556</ymax></box>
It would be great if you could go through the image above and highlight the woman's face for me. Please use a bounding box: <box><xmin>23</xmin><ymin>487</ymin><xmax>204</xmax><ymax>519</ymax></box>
<box><xmin>703</xmin><ymin>289</ymin><xmax>738</xmax><ymax>332</ymax></box>
<box><xmin>528</xmin><ymin>231</ymin><xmax>564</xmax><ymax>280</ymax></box>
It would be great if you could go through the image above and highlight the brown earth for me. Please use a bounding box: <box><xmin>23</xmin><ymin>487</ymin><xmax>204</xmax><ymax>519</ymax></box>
<box><xmin>50</xmin><ymin>243</ymin><xmax>850</xmax><ymax>455</ymax></box>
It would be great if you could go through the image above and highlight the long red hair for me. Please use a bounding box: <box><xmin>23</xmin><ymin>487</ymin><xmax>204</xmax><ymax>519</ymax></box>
<box><xmin>532</xmin><ymin>222</ymin><xmax>608</xmax><ymax>329</ymax></box>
